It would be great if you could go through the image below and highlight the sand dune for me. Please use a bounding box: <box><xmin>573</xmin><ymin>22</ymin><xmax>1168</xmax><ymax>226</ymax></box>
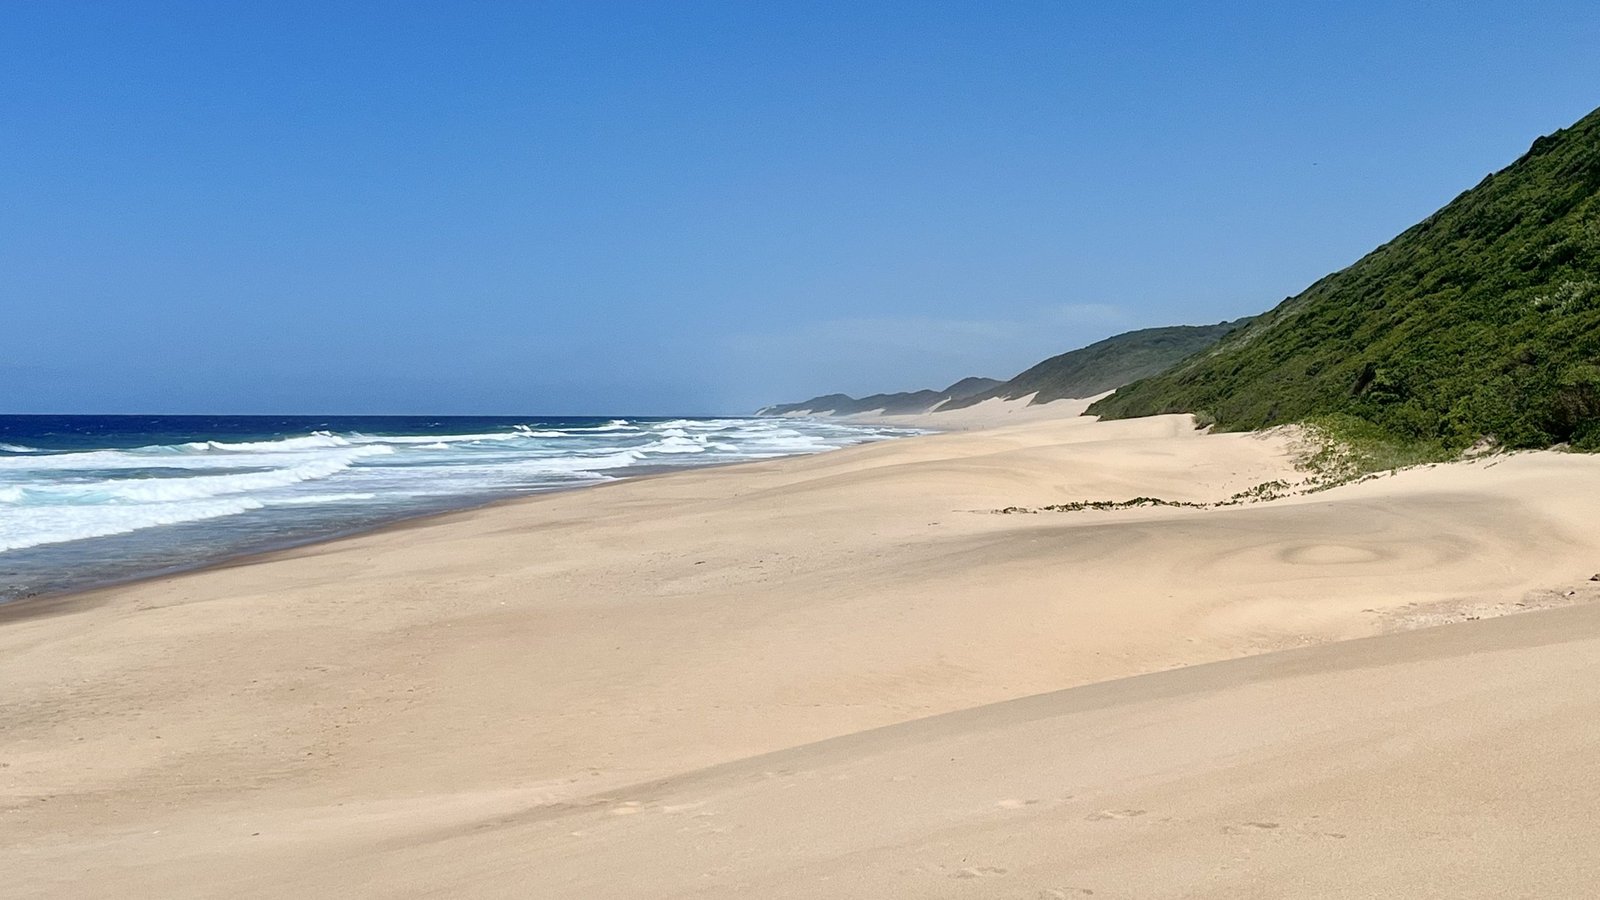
<box><xmin>219</xmin><ymin>599</ymin><xmax>1600</xmax><ymax>899</ymax></box>
<box><xmin>842</xmin><ymin>391</ymin><xmax>1107</xmax><ymax>429</ymax></box>
<box><xmin>4</xmin><ymin>409</ymin><xmax>1599</xmax><ymax>897</ymax></box>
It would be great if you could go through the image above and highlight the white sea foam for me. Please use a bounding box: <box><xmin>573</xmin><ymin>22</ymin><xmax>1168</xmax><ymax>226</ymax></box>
<box><xmin>0</xmin><ymin>497</ymin><xmax>265</xmax><ymax>552</ymax></box>
<box><xmin>19</xmin><ymin>455</ymin><xmax>370</xmax><ymax>505</ymax></box>
<box><xmin>179</xmin><ymin>431</ymin><xmax>352</xmax><ymax>453</ymax></box>
<box><xmin>641</xmin><ymin>435</ymin><xmax>708</xmax><ymax>454</ymax></box>
<box><xmin>263</xmin><ymin>492</ymin><xmax>379</xmax><ymax>506</ymax></box>
<box><xmin>0</xmin><ymin>442</ymin><xmax>393</xmax><ymax>473</ymax></box>
<box><xmin>347</xmin><ymin>431</ymin><xmax>530</xmax><ymax>445</ymax></box>
<box><xmin>511</xmin><ymin>450</ymin><xmax>646</xmax><ymax>474</ymax></box>
<box><xmin>564</xmin><ymin>419</ymin><xmax>635</xmax><ymax>432</ymax></box>
<box><xmin>0</xmin><ymin>417</ymin><xmax>919</xmax><ymax>559</ymax></box>
<box><xmin>0</xmin><ymin>443</ymin><xmax>41</xmax><ymax>453</ymax></box>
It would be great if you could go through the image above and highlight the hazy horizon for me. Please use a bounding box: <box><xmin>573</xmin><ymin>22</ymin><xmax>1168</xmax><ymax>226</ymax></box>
<box><xmin>6</xmin><ymin>2</ymin><xmax>1600</xmax><ymax>414</ymax></box>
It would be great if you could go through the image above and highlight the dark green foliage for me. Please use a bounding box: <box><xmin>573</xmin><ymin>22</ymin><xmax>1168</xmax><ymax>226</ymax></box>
<box><xmin>759</xmin><ymin>377</ymin><xmax>1002</xmax><ymax>416</ymax></box>
<box><xmin>941</xmin><ymin>319</ymin><xmax>1254</xmax><ymax>410</ymax></box>
<box><xmin>995</xmin><ymin>497</ymin><xmax>1207</xmax><ymax>513</ymax></box>
<box><xmin>1090</xmin><ymin>106</ymin><xmax>1600</xmax><ymax>451</ymax></box>
<box><xmin>1297</xmin><ymin>414</ymin><xmax>1455</xmax><ymax>478</ymax></box>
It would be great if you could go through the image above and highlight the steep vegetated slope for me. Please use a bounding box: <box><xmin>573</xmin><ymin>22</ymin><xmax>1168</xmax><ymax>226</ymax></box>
<box><xmin>1091</xmin><ymin>106</ymin><xmax>1600</xmax><ymax>450</ymax></box>
<box><xmin>758</xmin><ymin>377</ymin><xmax>1002</xmax><ymax>416</ymax></box>
<box><xmin>941</xmin><ymin>319</ymin><xmax>1253</xmax><ymax>410</ymax></box>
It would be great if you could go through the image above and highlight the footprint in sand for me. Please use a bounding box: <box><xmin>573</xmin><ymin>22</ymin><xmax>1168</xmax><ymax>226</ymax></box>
<box><xmin>1220</xmin><ymin>820</ymin><xmax>1279</xmax><ymax>834</ymax></box>
<box><xmin>950</xmin><ymin>866</ymin><xmax>1007</xmax><ymax>879</ymax></box>
<box><xmin>659</xmin><ymin>801</ymin><xmax>706</xmax><ymax>815</ymax></box>
<box><xmin>1222</xmin><ymin>820</ymin><xmax>1347</xmax><ymax>839</ymax></box>
<box><xmin>1085</xmin><ymin>808</ymin><xmax>1146</xmax><ymax>821</ymax></box>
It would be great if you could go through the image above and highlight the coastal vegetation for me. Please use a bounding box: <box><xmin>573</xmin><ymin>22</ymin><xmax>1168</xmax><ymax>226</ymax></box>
<box><xmin>759</xmin><ymin>321</ymin><xmax>1249</xmax><ymax>417</ymax></box>
<box><xmin>991</xmin><ymin>415</ymin><xmax>1467</xmax><ymax>517</ymax></box>
<box><xmin>1089</xmin><ymin>105</ymin><xmax>1600</xmax><ymax>453</ymax></box>
<box><xmin>940</xmin><ymin>319</ymin><xmax>1253</xmax><ymax>409</ymax></box>
<box><xmin>1294</xmin><ymin>414</ymin><xmax>1457</xmax><ymax>480</ymax></box>
<box><xmin>757</xmin><ymin>376</ymin><xmax>1002</xmax><ymax>416</ymax></box>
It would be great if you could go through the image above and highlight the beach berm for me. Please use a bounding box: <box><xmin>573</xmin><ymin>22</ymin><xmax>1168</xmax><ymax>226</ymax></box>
<box><xmin>5</xmin><ymin>398</ymin><xmax>1600</xmax><ymax>897</ymax></box>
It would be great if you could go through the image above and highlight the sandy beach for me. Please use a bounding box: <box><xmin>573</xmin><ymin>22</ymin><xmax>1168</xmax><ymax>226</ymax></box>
<box><xmin>6</xmin><ymin>402</ymin><xmax>1600</xmax><ymax>898</ymax></box>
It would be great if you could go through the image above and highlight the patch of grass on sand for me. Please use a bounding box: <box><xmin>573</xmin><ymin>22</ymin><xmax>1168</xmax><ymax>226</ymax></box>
<box><xmin>1297</xmin><ymin>414</ymin><xmax>1456</xmax><ymax>482</ymax></box>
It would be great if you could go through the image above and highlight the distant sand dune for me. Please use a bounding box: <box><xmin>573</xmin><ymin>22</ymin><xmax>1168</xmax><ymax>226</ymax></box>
<box><xmin>4</xmin><ymin>405</ymin><xmax>1599</xmax><ymax>897</ymax></box>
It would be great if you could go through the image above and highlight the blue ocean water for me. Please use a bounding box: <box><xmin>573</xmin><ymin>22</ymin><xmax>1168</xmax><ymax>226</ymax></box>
<box><xmin>0</xmin><ymin>414</ymin><xmax>918</xmax><ymax>603</ymax></box>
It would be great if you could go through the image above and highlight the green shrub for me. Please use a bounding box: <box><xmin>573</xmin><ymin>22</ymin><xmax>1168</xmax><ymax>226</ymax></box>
<box><xmin>1090</xmin><ymin>106</ymin><xmax>1600</xmax><ymax>454</ymax></box>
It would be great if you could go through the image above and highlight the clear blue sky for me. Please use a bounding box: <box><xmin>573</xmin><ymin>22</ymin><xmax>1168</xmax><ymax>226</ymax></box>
<box><xmin>5</xmin><ymin>2</ymin><xmax>1598</xmax><ymax>415</ymax></box>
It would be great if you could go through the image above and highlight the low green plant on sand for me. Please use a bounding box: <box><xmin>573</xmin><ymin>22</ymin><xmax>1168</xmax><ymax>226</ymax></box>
<box><xmin>1295</xmin><ymin>414</ymin><xmax>1456</xmax><ymax>482</ymax></box>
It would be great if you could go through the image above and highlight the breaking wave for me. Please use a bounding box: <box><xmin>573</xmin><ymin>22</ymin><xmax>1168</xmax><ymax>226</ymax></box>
<box><xmin>0</xmin><ymin>417</ymin><xmax>919</xmax><ymax>557</ymax></box>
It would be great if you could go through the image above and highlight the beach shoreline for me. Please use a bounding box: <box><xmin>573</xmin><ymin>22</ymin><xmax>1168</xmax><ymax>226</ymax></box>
<box><xmin>0</xmin><ymin>396</ymin><xmax>1108</xmax><ymax>627</ymax></box>
<box><xmin>0</xmin><ymin>417</ymin><xmax>924</xmax><ymax>620</ymax></box>
<box><xmin>6</xmin><ymin>401</ymin><xmax>1600</xmax><ymax>897</ymax></box>
<box><xmin>0</xmin><ymin>455</ymin><xmax>821</xmax><ymax>625</ymax></box>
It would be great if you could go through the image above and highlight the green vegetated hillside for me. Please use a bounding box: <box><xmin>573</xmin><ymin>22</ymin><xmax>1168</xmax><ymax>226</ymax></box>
<box><xmin>1090</xmin><ymin>105</ymin><xmax>1600</xmax><ymax>451</ymax></box>
<box><xmin>757</xmin><ymin>377</ymin><xmax>1002</xmax><ymax>416</ymax></box>
<box><xmin>941</xmin><ymin>319</ymin><xmax>1253</xmax><ymax>410</ymax></box>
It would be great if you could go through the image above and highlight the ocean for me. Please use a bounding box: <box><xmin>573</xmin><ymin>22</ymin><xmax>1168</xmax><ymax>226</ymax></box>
<box><xmin>0</xmin><ymin>414</ymin><xmax>919</xmax><ymax>604</ymax></box>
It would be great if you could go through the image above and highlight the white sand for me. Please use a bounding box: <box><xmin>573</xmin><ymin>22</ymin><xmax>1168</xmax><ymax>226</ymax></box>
<box><xmin>843</xmin><ymin>391</ymin><xmax>1107</xmax><ymax>429</ymax></box>
<box><xmin>4</xmin><ymin>407</ymin><xmax>1600</xmax><ymax>897</ymax></box>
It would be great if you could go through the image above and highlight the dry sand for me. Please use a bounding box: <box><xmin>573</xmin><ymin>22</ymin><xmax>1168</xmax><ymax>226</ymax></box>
<box><xmin>833</xmin><ymin>391</ymin><xmax>1109</xmax><ymax>430</ymax></box>
<box><xmin>4</xmin><ymin>403</ymin><xmax>1600</xmax><ymax>898</ymax></box>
